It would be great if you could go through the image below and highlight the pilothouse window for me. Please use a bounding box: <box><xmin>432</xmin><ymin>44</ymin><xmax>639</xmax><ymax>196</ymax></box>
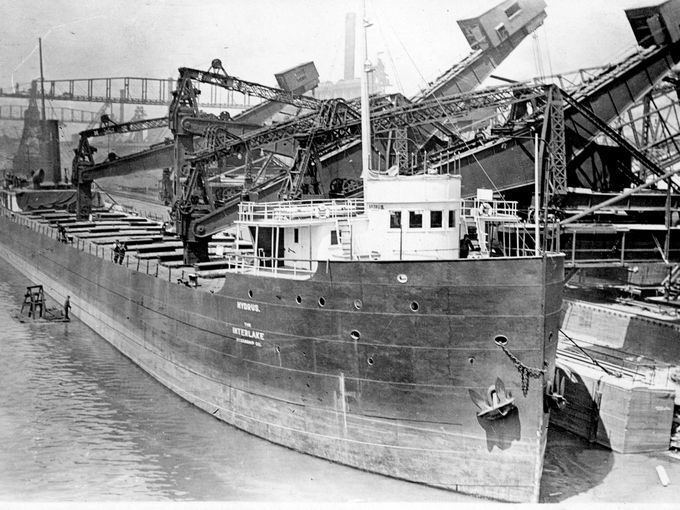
<box><xmin>389</xmin><ymin>211</ymin><xmax>402</xmax><ymax>229</ymax></box>
<box><xmin>430</xmin><ymin>211</ymin><xmax>442</xmax><ymax>228</ymax></box>
<box><xmin>409</xmin><ymin>211</ymin><xmax>423</xmax><ymax>229</ymax></box>
<box><xmin>448</xmin><ymin>210</ymin><xmax>456</xmax><ymax>229</ymax></box>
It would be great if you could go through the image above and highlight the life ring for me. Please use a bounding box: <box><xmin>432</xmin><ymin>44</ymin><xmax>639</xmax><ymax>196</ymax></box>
<box><xmin>318</xmin><ymin>205</ymin><xmax>328</xmax><ymax>218</ymax></box>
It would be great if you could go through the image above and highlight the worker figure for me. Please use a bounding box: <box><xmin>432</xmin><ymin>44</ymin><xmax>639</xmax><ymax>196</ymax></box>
<box><xmin>113</xmin><ymin>240</ymin><xmax>122</xmax><ymax>263</ymax></box>
<box><xmin>460</xmin><ymin>234</ymin><xmax>473</xmax><ymax>259</ymax></box>
<box><xmin>63</xmin><ymin>295</ymin><xmax>71</xmax><ymax>321</ymax></box>
<box><xmin>56</xmin><ymin>222</ymin><xmax>67</xmax><ymax>243</ymax></box>
<box><xmin>118</xmin><ymin>242</ymin><xmax>127</xmax><ymax>265</ymax></box>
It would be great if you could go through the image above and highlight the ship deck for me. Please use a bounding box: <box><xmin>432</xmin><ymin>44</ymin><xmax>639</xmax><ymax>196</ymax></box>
<box><xmin>5</xmin><ymin>206</ymin><xmax>321</xmax><ymax>287</ymax></box>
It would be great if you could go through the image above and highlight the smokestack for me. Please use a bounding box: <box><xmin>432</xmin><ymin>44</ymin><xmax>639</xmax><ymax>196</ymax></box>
<box><xmin>344</xmin><ymin>12</ymin><xmax>356</xmax><ymax>81</ymax></box>
<box><xmin>42</xmin><ymin>120</ymin><xmax>61</xmax><ymax>184</ymax></box>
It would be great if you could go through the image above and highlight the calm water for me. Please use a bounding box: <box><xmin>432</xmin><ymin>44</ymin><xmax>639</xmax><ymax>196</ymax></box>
<box><xmin>0</xmin><ymin>261</ymin><xmax>461</xmax><ymax>502</ymax></box>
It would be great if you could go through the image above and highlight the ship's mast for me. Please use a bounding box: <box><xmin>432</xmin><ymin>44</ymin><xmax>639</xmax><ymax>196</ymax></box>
<box><xmin>38</xmin><ymin>37</ymin><xmax>46</xmax><ymax>122</ymax></box>
<box><xmin>360</xmin><ymin>8</ymin><xmax>372</xmax><ymax>179</ymax></box>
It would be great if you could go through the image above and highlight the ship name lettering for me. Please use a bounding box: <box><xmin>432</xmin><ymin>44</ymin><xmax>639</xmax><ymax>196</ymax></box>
<box><xmin>232</xmin><ymin>326</ymin><xmax>265</xmax><ymax>342</ymax></box>
<box><xmin>237</xmin><ymin>301</ymin><xmax>261</xmax><ymax>312</ymax></box>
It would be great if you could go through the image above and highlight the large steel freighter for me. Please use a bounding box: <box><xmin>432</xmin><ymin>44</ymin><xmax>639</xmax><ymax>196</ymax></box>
<box><xmin>0</xmin><ymin>6</ymin><xmax>565</xmax><ymax>502</ymax></box>
<box><xmin>0</xmin><ymin>173</ymin><xmax>563</xmax><ymax>503</ymax></box>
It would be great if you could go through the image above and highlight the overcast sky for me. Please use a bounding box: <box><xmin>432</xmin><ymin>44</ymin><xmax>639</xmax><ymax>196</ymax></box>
<box><xmin>1</xmin><ymin>0</ymin><xmax>655</xmax><ymax>101</ymax></box>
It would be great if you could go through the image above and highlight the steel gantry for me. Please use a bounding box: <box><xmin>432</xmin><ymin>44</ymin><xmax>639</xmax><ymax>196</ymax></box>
<box><xmin>611</xmin><ymin>75</ymin><xmax>680</xmax><ymax>172</ymax></box>
<box><xmin>0</xmin><ymin>75</ymin><xmax>255</xmax><ymax>110</ymax></box>
<box><xmin>0</xmin><ymin>104</ymin><xmax>101</xmax><ymax>124</ymax></box>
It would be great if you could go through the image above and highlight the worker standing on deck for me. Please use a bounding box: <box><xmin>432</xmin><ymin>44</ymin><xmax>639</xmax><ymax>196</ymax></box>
<box><xmin>63</xmin><ymin>295</ymin><xmax>71</xmax><ymax>321</ymax></box>
<box><xmin>113</xmin><ymin>240</ymin><xmax>121</xmax><ymax>264</ymax></box>
<box><xmin>118</xmin><ymin>242</ymin><xmax>127</xmax><ymax>265</ymax></box>
<box><xmin>460</xmin><ymin>235</ymin><xmax>471</xmax><ymax>258</ymax></box>
<box><xmin>57</xmin><ymin>222</ymin><xmax>67</xmax><ymax>243</ymax></box>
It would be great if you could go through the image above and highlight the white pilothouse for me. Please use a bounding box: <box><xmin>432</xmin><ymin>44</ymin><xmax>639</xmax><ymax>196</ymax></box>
<box><xmin>232</xmin><ymin>173</ymin><xmax>523</xmax><ymax>277</ymax></box>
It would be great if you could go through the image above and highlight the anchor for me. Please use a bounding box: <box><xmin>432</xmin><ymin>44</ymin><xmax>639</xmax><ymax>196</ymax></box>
<box><xmin>544</xmin><ymin>361</ymin><xmax>576</xmax><ymax>412</ymax></box>
<box><xmin>469</xmin><ymin>377</ymin><xmax>516</xmax><ymax>420</ymax></box>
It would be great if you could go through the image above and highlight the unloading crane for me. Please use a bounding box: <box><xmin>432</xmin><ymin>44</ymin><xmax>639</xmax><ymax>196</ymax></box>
<box><xmin>432</xmin><ymin>30</ymin><xmax>680</xmax><ymax>198</ymax></box>
<box><xmin>176</xmin><ymin>60</ymin><xmax>322</xmax><ymax>111</ymax></box>
<box><xmin>73</xmin><ymin>60</ymin><xmax>329</xmax><ymax>220</ymax></box>
<box><xmin>77</xmin><ymin>0</ymin><xmax>680</xmax><ymax>267</ymax></box>
<box><xmin>84</xmin><ymin>54</ymin><xmax>679</xmax><ymax>265</ymax></box>
<box><xmin>168</xmin><ymin>82</ymin><xmax>554</xmax><ymax>262</ymax></box>
<box><xmin>176</xmin><ymin>43</ymin><xmax>680</xmax><ymax>265</ymax></box>
<box><xmin>413</xmin><ymin>0</ymin><xmax>548</xmax><ymax>101</ymax></box>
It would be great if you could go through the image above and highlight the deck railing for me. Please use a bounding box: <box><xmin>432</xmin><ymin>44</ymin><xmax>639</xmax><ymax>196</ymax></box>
<box><xmin>218</xmin><ymin>253</ymin><xmax>316</xmax><ymax>278</ymax></box>
<box><xmin>461</xmin><ymin>199</ymin><xmax>519</xmax><ymax>219</ymax></box>
<box><xmin>238</xmin><ymin>198</ymin><xmax>364</xmax><ymax>224</ymax></box>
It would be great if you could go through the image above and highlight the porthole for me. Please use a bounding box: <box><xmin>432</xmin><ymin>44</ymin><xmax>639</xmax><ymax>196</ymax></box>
<box><xmin>548</xmin><ymin>331</ymin><xmax>554</xmax><ymax>341</ymax></box>
<box><xmin>248</xmin><ymin>289</ymin><xmax>253</xmax><ymax>298</ymax></box>
<box><xmin>318</xmin><ymin>297</ymin><xmax>326</xmax><ymax>307</ymax></box>
<box><xmin>397</xmin><ymin>274</ymin><xmax>408</xmax><ymax>283</ymax></box>
<box><xmin>350</xmin><ymin>330</ymin><xmax>361</xmax><ymax>341</ymax></box>
<box><xmin>353</xmin><ymin>299</ymin><xmax>363</xmax><ymax>310</ymax></box>
<box><xmin>494</xmin><ymin>335</ymin><xmax>508</xmax><ymax>346</ymax></box>
<box><xmin>410</xmin><ymin>301</ymin><xmax>419</xmax><ymax>312</ymax></box>
<box><xmin>367</xmin><ymin>357</ymin><xmax>374</xmax><ymax>365</ymax></box>
<box><xmin>468</xmin><ymin>357</ymin><xmax>475</xmax><ymax>365</ymax></box>
<box><xmin>296</xmin><ymin>295</ymin><xmax>302</xmax><ymax>304</ymax></box>
<box><xmin>275</xmin><ymin>345</ymin><xmax>281</xmax><ymax>353</ymax></box>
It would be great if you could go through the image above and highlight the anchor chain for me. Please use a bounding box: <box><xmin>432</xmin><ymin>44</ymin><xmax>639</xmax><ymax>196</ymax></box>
<box><xmin>498</xmin><ymin>343</ymin><xmax>545</xmax><ymax>396</ymax></box>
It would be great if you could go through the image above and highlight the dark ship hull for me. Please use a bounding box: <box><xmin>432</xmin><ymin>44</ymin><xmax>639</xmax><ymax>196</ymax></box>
<box><xmin>0</xmin><ymin>208</ymin><xmax>563</xmax><ymax>502</ymax></box>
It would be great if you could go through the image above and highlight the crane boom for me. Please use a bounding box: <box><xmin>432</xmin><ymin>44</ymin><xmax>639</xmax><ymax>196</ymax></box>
<box><xmin>187</xmin><ymin>83</ymin><xmax>549</xmax><ymax>167</ymax></box>
<box><xmin>178</xmin><ymin>67</ymin><xmax>322</xmax><ymax>110</ymax></box>
<box><xmin>80</xmin><ymin>116</ymin><xmax>169</xmax><ymax>139</ymax></box>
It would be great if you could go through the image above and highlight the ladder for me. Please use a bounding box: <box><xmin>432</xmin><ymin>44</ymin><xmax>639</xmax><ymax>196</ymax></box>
<box><xmin>337</xmin><ymin>218</ymin><xmax>352</xmax><ymax>259</ymax></box>
<box><xmin>20</xmin><ymin>285</ymin><xmax>45</xmax><ymax>318</ymax></box>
